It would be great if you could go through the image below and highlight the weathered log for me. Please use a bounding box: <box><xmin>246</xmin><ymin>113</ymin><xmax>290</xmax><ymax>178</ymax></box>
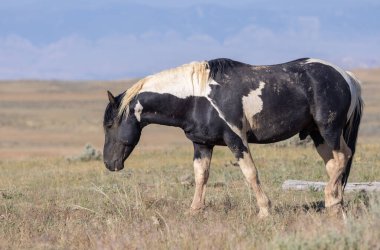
<box><xmin>282</xmin><ymin>180</ymin><xmax>380</xmax><ymax>192</ymax></box>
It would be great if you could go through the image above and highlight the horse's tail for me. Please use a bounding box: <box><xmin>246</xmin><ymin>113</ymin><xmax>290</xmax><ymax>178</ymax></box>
<box><xmin>342</xmin><ymin>72</ymin><xmax>364</xmax><ymax>188</ymax></box>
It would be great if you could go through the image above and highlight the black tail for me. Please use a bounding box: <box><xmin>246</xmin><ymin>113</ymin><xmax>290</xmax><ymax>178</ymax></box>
<box><xmin>342</xmin><ymin>95</ymin><xmax>363</xmax><ymax>188</ymax></box>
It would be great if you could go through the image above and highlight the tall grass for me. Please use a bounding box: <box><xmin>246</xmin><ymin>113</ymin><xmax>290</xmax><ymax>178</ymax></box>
<box><xmin>1</xmin><ymin>143</ymin><xmax>379</xmax><ymax>249</ymax></box>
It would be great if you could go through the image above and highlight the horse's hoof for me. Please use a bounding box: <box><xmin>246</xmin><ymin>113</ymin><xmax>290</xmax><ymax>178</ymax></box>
<box><xmin>185</xmin><ymin>207</ymin><xmax>205</xmax><ymax>216</ymax></box>
<box><xmin>326</xmin><ymin>204</ymin><xmax>345</xmax><ymax>218</ymax></box>
<box><xmin>258</xmin><ymin>207</ymin><xmax>270</xmax><ymax>219</ymax></box>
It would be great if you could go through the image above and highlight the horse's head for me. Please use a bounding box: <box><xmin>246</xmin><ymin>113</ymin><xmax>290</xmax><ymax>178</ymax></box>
<box><xmin>103</xmin><ymin>91</ymin><xmax>141</xmax><ymax>171</ymax></box>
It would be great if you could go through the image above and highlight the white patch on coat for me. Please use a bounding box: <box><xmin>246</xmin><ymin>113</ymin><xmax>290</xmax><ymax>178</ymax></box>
<box><xmin>171</xmin><ymin>79</ymin><xmax>244</xmax><ymax>141</ymax></box>
<box><xmin>137</xmin><ymin>64</ymin><xmax>245</xmax><ymax>141</ymax></box>
<box><xmin>134</xmin><ymin>101</ymin><xmax>143</xmax><ymax>122</ymax></box>
<box><xmin>209</xmin><ymin>80</ymin><xmax>220</xmax><ymax>86</ymax></box>
<box><xmin>346</xmin><ymin>71</ymin><xmax>361</xmax><ymax>118</ymax></box>
<box><xmin>139</xmin><ymin>61</ymin><xmax>209</xmax><ymax>99</ymax></box>
<box><xmin>305</xmin><ymin>58</ymin><xmax>357</xmax><ymax>119</ymax></box>
<box><xmin>242</xmin><ymin>81</ymin><xmax>265</xmax><ymax>129</ymax></box>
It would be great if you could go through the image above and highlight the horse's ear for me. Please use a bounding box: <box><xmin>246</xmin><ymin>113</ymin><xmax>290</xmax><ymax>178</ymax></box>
<box><xmin>107</xmin><ymin>90</ymin><xmax>116</xmax><ymax>105</ymax></box>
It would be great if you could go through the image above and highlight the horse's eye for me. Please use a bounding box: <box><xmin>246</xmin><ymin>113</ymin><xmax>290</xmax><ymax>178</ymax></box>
<box><xmin>105</xmin><ymin>123</ymin><xmax>113</xmax><ymax>129</ymax></box>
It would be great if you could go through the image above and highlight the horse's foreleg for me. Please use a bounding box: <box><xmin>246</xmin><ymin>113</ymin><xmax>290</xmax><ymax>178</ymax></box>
<box><xmin>316</xmin><ymin>135</ymin><xmax>352</xmax><ymax>213</ymax></box>
<box><xmin>190</xmin><ymin>143</ymin><xmax>213</xmax><ymax>212</ymax></box>
<box><xmin>224</xmin><ymin>133</ymin><xmax>271</xmax><ymax>218</ymax></box>
<box><xmin>238</xmin><ymin>150</ymin><xmax>271</xmax><ymax>218</ymax></box>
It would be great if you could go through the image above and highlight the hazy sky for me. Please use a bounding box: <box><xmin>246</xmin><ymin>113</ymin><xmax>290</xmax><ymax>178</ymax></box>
<box><xmin>0</xmin><ymin>0</ymin><xmax>379</xmax><ymax>80</ymax></box>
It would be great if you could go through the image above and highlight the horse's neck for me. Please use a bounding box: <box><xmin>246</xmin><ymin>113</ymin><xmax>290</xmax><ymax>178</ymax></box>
<box><xmin>138</xmin><ymin>70</ymin><xmax>208</xmax><ymax>128</ymax></box>
<box><xmin>139</xmin><ymin>91</ymin><xmax>189</xmax><ymax>128</ymax></box>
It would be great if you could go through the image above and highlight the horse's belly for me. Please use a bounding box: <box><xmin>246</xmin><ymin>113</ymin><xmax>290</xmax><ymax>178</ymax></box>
<box><xmin>248</xmin><ymin>126</ymin><xmax>295</xmax><ymax>144</ymax></box>
<box><xmin>244</xmin><ymin>93</ymin><xmax>312</xmax><ymax>143</ymax></box>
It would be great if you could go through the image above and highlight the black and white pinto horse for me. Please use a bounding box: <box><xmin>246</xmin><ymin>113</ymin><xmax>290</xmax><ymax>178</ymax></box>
<box><xmin>103</xmin><ymin>58</ymin><xmax>363</xmax><ymax>217</ymax></box>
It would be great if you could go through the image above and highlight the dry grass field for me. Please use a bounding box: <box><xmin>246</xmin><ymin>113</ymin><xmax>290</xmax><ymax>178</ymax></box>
<box><xmin>1</xmin><ymin>69</ymin><xmax>380</xmax><ymax>249</ymax></box>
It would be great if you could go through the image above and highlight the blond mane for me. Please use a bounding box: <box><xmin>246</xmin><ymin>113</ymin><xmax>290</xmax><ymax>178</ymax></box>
<box><xmin>118</xmin><ymin>61</ymin><xmax>210</xmax><ymax>117</ymax></box>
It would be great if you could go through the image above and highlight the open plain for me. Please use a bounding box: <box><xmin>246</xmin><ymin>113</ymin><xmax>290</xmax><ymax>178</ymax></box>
<box><xmin>1</xmin><ymin>69</ymin><xmax>380</xmax><ymax>249</ymax></box>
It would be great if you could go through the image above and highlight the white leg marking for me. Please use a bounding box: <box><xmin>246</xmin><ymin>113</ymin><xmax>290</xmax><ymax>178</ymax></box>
<box><xmin>242</xmin><ymin>81</ymin><xmax>265</xmax><ymax>129</ymax></box>
<box><xmin>191</xmin><ymin>157</ymin><xmax>210</xmax><ymax>211</ymax></box>
<box><xmin>316</xmin><ymin>136</ymin><xmax>351</xmax><ymax>208</ymax></box>
<box><xmin>134</xmin><ymin>101</ymin><xmax>143</xmax><ymax>122</ymax></box>
<box><xmin>238</xmin><ymin>151</ymin><xmax>271</xmax><ymax>218</ymax></box>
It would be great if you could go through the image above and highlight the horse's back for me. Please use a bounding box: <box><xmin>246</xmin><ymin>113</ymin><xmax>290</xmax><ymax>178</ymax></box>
<box><xmin>206</xmin><ymin>58</ymin><xmax>352</xmax><ymax>144</ymax></box>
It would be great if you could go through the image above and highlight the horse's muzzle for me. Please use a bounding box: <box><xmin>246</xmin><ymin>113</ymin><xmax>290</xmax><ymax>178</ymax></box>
<box><xmin>103</xmin><ymin>145</ymin><xmax>134</xmax><ymax>172</ymax></box>
<box><xmin>104</xmin><ymin>159</ymin><xmax>124</xmax><ymax>171</ymax></box>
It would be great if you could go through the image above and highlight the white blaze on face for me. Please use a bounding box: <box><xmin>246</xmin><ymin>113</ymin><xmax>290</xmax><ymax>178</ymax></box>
<box><xmin>305</xmin><ymin>58</ymin><xmax>357</xmax><ymax>119</ymax></box>
<box><xmin>134</xmin><ymin>101</ymin><xmax>143</xmax><ymax>122</ymax></box>
<box><xmin>242</xmin><ymin>81</ymin><xmax>265</xmax><ymax>129</ymax></box>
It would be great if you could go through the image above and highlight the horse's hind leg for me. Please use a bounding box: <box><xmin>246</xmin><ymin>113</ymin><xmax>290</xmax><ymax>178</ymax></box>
<box><xmin>190</xmin><ymin>143</ymin><xmax>213</xmax><ymax>212</ymax></box>
<box><xmin>311</xmin><ymin>132</ymin><xmax>352</xmax><ymax>213</ymax></box>
<box><xmin>225</xmin><ymin>133</ymin><xmax>271</xmax><ymax>218</ymax></box>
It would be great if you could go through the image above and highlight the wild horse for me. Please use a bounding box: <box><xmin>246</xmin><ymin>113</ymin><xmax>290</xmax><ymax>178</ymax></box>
<box><xmin>103</xmin><ymin>58</ymin><xmax>363</xmax><ymax>217</ymax></box>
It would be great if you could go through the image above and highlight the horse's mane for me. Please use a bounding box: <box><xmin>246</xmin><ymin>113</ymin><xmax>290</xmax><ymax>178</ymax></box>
<box><xmin>117</xmin><ymin>77</ymin><xmax>149</xmax><ymax>117</ymax></box>
<box><xmin>208</xmin><ymin>58</ymin><xmax>247</xmax><ymax>79</ymax></box>
<box><xmin>118</xmin><ymin>61</ymin><xmax>210</xmax><ymax>117</ymax></box>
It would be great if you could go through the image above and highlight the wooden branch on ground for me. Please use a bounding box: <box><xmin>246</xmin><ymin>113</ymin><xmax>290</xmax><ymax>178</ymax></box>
<box><xmin>282</xmin><ymin>180</ymin><xmax>380</xmax><ymax>192</ymax></box>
